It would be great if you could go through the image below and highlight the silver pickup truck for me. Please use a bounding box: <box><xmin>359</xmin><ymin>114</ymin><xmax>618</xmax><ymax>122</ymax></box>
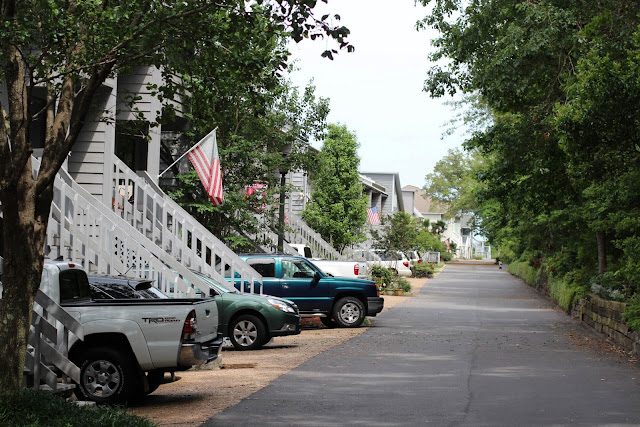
<box><xmin>39</xmin><ymin>260</ymin><xmax>222</xmax><ymax>404</ymax></box>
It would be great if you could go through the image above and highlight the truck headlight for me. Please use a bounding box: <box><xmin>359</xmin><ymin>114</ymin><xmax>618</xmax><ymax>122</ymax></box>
<box><xmin>267</xmin><ymin>298</ymin><xmax>296</xmax><ymax>313</ymax></box>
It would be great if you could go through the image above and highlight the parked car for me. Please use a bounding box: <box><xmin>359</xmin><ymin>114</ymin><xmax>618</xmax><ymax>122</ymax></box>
<box><xmin>405</xmin><ymin>251</ymin><xmax>423</xmax><ymax>267</ymax></box>
<box><xmin>370</xmin><ymin>249</ymin><xmax>412</xmax><ymax>276</ymax></box>
<box><xmin>234</xmin><ymin>254</ymin><xmax>384</xmax><ymax>328</ymax></box>
<box><xmin>188</xmin><ymin>271</ymin><xmax>301</xmax><ymax>350</ymax></box>
<box><xmin>41</xmin><ymin>261</ymin><xmax>223</xmax><ymax>405</ymax></box>
<box><xmin>288</xmin><ymin>243</ymin><xmax>369</xmax><ymax>279</ymax></box>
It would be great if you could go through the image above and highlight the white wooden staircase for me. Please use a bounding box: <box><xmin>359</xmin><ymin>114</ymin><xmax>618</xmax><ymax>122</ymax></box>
<box><xmin>40</xmin><ymin>155</ymin><xmax>263</xmax><ymax>297</ymax></box>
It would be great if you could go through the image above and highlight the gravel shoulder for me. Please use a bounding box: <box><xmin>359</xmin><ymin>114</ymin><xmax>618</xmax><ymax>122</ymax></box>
<box><xmin>127</xmin><ymin>277</ymin><xmax>430</xmax><ymax>426</ymax></box>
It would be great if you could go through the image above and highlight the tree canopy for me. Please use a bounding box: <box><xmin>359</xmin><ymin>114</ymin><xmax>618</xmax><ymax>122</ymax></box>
<box><xmin>419</xmin><ymin>0</ymin><xmax>640</xmax><ymax>300</ymax></box>
<box><xmin>302</xmin><ymin>123</ymin><xmax>368</xmax><ymax>252</ymax></box>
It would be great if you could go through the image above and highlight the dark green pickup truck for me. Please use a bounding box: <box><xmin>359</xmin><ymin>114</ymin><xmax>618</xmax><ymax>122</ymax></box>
<box><xmin>234</xmin><ymin>254</ymin><xmax>384</xmax><ymax>328</ymax></box>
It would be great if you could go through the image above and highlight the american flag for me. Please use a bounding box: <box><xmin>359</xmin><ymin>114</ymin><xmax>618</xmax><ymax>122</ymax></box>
<box><xmin>367</xmin><ymin>206</ymin><xmax>381</xmax><ymax>225</ymax></box>
<box><xmin>187</xmin><ymin>129</ymin><xmax>224</xmax><ymax>206</ymax></box>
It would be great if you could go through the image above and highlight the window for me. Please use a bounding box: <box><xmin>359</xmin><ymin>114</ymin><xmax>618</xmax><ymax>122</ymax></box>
<box><xmin>281</xmin><ymin>258</ymin><xmax>315</xmax><ymax>279</ymax></box>
<box><xmin>59</xmin><ymin>270</ymin><xmax>91</xmax><ymax>303</ymax></box>
<box><xmin>115</xmin><ymin>120</ymin><xmax>149</xmax><ymax>171</ymax></box>
<box><xmin>247</xmin><ymin>258</ymin><xmax>276</xmax><ymax>277</ymax></box>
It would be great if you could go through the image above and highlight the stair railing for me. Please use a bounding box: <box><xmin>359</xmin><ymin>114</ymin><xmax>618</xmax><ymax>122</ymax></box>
<box><xmin>111</xmin><ymin>158</ymin><xmax>262</xmax><ymax>292</ymax></box>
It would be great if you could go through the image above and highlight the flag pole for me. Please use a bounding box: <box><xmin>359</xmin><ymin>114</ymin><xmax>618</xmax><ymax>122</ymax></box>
<box><xmin>157</xmin><ymin>127</ymin><xmax>218</xmax><ymax>178</ymax></box>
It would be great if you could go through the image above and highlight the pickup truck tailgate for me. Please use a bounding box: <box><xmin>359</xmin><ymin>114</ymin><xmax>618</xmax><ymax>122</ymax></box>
<box><xmin>190</xmin><ymin>298</ymin><xmax>219</xmax><ymax>341</ymax></box>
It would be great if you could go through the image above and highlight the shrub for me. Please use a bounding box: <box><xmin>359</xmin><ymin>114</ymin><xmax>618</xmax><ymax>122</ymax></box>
<box><xmin>622</xmin><ymin>294</ymin><xmax>640</xmax><ymax>331</ymax></box>
<box><xmin>369</xmin><ymin>264</ymin><xmax>393</xmax><ymax>287</ymax></box>
<box><xmin>411</xmin><ymin>263</ymin><xmax>434</xmax><ymax>278</ymax></box>
<box><xmin>441</xmin><ymin>251</ymin><xmax>453</xmax><ymax>262</ymax></box>
<box><xmin>0</xmin><ymin>389</ymin><xmax>156</xmax><ymax>427</ymax></box>
<box><xmin>391</xmin><ymin>276</ymin><xmax>411</xmax><ymax>293</ymax></box>
<box><xmin>549</xmin><ymin>274</ymin><xmax>586</xmax><ymax>312</ymax></box>
<box><xmin>589</xmin><ymin>272</ymin><xmax>630</xmax><ymax>301</ymax></box>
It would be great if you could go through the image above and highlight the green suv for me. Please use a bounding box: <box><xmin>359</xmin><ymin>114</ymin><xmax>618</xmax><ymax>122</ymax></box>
<box><xmin>189</xmin><ymin>271</ymin><xmax>301</xmax><ymax>350</ymax></box>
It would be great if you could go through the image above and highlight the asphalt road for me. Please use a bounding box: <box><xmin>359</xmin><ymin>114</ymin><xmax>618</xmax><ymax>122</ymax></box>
<box><xmin>204</xmin><ymin>264</ymin><xmax>640</xmax><ymax>426</ymax></box>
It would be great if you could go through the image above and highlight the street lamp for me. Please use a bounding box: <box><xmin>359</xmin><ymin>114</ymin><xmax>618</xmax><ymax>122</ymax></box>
<box><xmin>277</xmin><ymin>144</ymin><xmax>292</xmax><ymax>253</ymax></box>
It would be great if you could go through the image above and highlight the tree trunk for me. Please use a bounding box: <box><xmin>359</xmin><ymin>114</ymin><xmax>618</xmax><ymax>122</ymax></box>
<box><xmin>596</xmin><ymin>230</ymin><xmax>607</xmax><ymax>275</ymax></box>
<box><xmin>0</xmin><ymin>159</ymin><xmax>50</xmax><ymax>394</ymax></box>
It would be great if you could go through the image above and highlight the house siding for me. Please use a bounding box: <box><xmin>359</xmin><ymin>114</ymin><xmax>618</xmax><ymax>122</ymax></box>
<box><xmin>361</xmin><ymin>173</ymin><xmax>404</xmax><ymax>216</ymax></box>
<box><xmin>68</xmin><ymin>83</ymin><xmax>116</xmax><ymax>202</ymax></box>
<box><xmin>116</xmin><ymin>66</ymin><xmax>161</xmax><ymax>180</ymax></box>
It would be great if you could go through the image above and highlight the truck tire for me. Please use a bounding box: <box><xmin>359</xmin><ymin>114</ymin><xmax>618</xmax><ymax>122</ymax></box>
<box><xmin>229</xmin><ymin>314</ymin><xmax>267</xmax><ymax>351</ymax></box>
<box><xmin>74</xmin><ymin>347</ymin><xmax>142</xmax><ymax>404</ymax></box>
<box><xmin>332</xmin><ymin>297</ymin><xmax>365</xmax><ymax>328</ymax></box>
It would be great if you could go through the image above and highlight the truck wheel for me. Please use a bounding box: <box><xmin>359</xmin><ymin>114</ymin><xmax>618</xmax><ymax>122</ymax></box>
<box><xmin>74</xmin><ymin>347</ymin><xmax>142</xmax><ymax>404</ymax></box>
<box><xmin>332</xmin><ymin>297</ymin><xmax>365</xmax><ymax>328</ymax></box>
<box><xmin>229</xmin><ymin>314</ymin><xmax>267</xmax><ymax>351</ymax></box>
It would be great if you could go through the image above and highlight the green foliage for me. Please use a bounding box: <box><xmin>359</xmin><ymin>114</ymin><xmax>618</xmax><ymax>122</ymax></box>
<box><xmin>507</xmin><ymin>261</ymin><xmax>542</xmax><ymax>290</ymax></box>
<box><xmin>372</xmin><ymin>212</ymin><xmax>419</xmax><ymax>255</ymax></box>
<box><xmin>302</xmin><ymin>124</ymin><xmax>368</xmax><ymax>252</ymax></box>
<box><xmin>391</xmin><ymin>276</ymin><xmax>411</xmax><ymax>293</ymax></box>
<box><xmin>441</xmin><ymin>251</ymin><xmax>453</xmax><ymax>262</ymax></box>
<box><xmin>415</xmin><ymin>230</ymin><xmax>446</xmax><ymax>253</ymax></box>
<box><xmin>369</xmin><ymin>264</ymin><xmax>393</xmax><ymax>287</ymax></box>
<box><xmin>589</xmin><ymin>273</ymin><xmax>629</xmax><ymax>302</ymax></box>
<box><xmin>508</xmin><ymin>260</ymin><xmax>587</xmax><ymax>312</ymax></box>
<box><xmin>411</xmin><ymin>263</ymin><xmax>434</xmax><ymax>278</ymax></box>
<box><xmin>622</xmin><ymin>294</ymin><xmax>640</xmax><ymax>332</ymax></box>
<box><xmin>418</xmin><ymin>0</ymin><xmax>640</xmax><ymax>301</ymax></box>
<box><xmin>549</xmin><ymin>275</ymin><xmax>585</xmax><ymax>313</ymax></box>
<box><xmin>0</xmin><ymin>389</ymin><xmax>155</xmax><ymax>427</ymax></box>
<box><xmin>166</xmin><ymin>82</ymin><xmax>329</xmax><ymax>249</ymax></box>
<box><xmin>423</xmin><ymin>148</ymin><xmax>486</xmax><ymax>217</ymax></box>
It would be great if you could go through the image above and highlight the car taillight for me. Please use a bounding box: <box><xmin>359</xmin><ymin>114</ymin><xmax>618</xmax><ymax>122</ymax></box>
<box><xmin>354</xmin><ymin>264</ymin><xmax>359</xmax><ymax>275</ymax></box>
<box><xmin>182</xmin><ymin>310</ymin><xmax>197</xmax><ymax>340</ymax></box>
<box><xmin>418</xmin><ymin>259</ymin><xmax>422</xmax><ymax>264</ymax></box>
<box><xmin>403</xmin><ymin>261</ymin><xmax>409</xmax><ymax>268</ymax></box>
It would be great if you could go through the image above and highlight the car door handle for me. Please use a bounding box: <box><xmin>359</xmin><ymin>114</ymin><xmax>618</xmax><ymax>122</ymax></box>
<box><xmin>282</xmin><ymin>282</ymin><xmax>290</xmax><ymax>289</ymax></box>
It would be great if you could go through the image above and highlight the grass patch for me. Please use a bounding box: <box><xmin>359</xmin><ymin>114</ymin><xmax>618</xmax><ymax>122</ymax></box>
<box><xmin>0</xmin><ymin>389</ymin><xmax>156</xmax><ymax>427</ymax></box>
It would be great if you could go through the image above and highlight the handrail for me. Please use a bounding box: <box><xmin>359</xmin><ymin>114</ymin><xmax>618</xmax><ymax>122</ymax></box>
<box><xmin>25</xmin><ymin>290</ymin><xmax>83</xmax><ymax>392</ymax></box>
<box><xmin>111</xmin><ymin>158</ymin><xmax>262</xmax><ymax>291</ymax></box>
<box><xmin>39</xmin><ymin>156</ymin><xmax>232</xmax><ymax>297</ymax></box>
<box><xmin>284</xmin><ymin>213</ymin><xmax>343</xmax><ymax>260</ymax></box>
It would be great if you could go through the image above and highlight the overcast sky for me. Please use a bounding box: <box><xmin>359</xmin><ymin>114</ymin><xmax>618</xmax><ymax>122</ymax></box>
<box><xmin>288</xmin><ymin>0</ymin><xmax>467</xmax><ymax>189</ymax></box>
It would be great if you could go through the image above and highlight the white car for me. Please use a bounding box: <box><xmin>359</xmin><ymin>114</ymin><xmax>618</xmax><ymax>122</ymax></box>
<box><xmin>405</xmin><ymin>251</ymin><xmax>422</xmax><ymax>267</ymax></box>
<box><xmin>369</xmin><ymin>250</ymin><xmax>412</xmax><ymax>277</ymax></box>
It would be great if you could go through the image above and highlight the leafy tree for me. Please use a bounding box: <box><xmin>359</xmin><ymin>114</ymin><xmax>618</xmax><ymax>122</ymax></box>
<box><xmin>418</xmin><ymin>0</ymin><xmax>640</xmax><ymax>300</ymax></box>
<box><xmin>372</xmin><ymin>212</ymin><xmax>419</xmax><ymax>258</ymax></box>
<box><xmin>423</xmin><ymin>148</ymin><xmax>485</xmax><ymax>217</ymax></box>
<box><xmin>415</xmin><ymin>230</ymin><xmax>446</xmax><ymax>254</ymax></box>
<box><xmin>302</xmin><ymin>124</ymin><xmax>368</xmax><ymax>252</ymax></box>
<box><xmin>0</xmin><ymin>0</ymin><xmax>352</xmax><ymax>394</ymax></box>
<box><xmin>167</xmin><ymin>80</ymin><xmax>330</xmax><ymax>251</ymax></box>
